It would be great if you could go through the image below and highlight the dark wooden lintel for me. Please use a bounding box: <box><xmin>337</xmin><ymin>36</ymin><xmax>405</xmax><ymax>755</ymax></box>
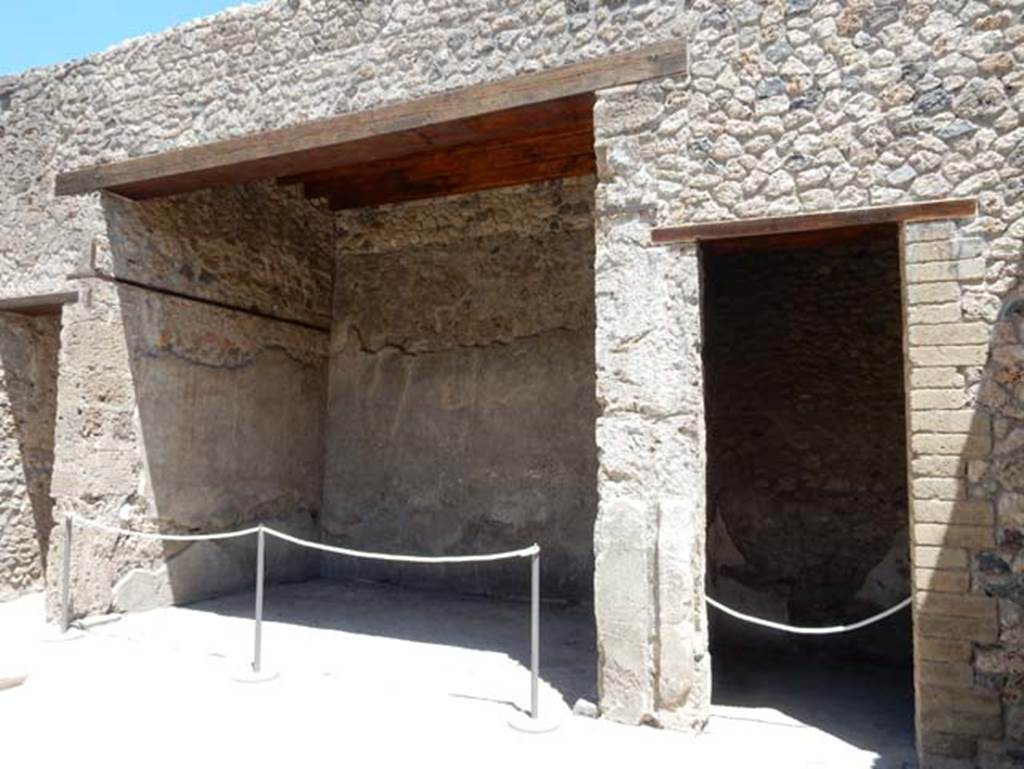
<box><xmin>651</xmin><ymin>199</ymin><xmax>978</xmax><ymax>244</ymax></box>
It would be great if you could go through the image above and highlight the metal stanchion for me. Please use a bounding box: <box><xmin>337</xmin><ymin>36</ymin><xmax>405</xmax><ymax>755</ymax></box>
<box><xmin>233</xmin><ymin>526</ymin><xmax>277</xmax><ymax>683</ymax></box>
<box><xmin>61</xmin><ymin>514</ymin><xmax>72</xmax><ymax>633</ymax></box>
<box><xmin>42</xmin><ymin>514</ymin><xmax>83</xmax><ymax>642</ymax></box>
<box><xmin>509</xmin><ymin>546</ymin><xmax>559</xmax><ymax>733</ymax></box>
<box><xmin>530</xmin><ymin>550</ymin><xmax>540</xmax><ymax>720</ymax></box>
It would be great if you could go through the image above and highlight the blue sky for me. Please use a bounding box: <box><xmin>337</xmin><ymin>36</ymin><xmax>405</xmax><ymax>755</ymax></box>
<box><xmin>1</xmin><ymin>1</ymin><xmax>249</xmax><ymax>75</ymax></box>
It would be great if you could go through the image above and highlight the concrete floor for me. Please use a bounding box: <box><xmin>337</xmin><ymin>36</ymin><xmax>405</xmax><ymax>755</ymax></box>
<box><xmin>1</xmin><ymin>579</ymin><xmax>915</xmax><ymax>768</ymax></box>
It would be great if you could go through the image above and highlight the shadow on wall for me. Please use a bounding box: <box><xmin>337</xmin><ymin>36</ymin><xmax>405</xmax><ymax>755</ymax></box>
<box><xmin>69</xmin><ymin>184</ymin><xmax>334</xmax><ymax>612</ymax></box>
<box><xmin>913</xmin><ymin>290</ymin><xmax>1024</xmax><ymax>766</ymax></box>
<box><xmin>0</xmin><ymin>312</ymin><xmax>60</xmax><ymax>599</ymax></box>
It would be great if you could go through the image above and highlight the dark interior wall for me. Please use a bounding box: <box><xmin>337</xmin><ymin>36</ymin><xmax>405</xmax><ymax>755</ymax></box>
<box><xmin>702</xmin><ymin>225</ymin><xmax>909</xmax><ymax>655</ymax></box>
<box><xmin>322</xmin><ymin>178</ymin><xmax>598</xmax><ymax>599</ymax></box>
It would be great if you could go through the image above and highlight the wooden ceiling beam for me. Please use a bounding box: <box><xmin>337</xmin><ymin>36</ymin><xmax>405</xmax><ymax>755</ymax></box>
<box><xmin>278</xmin><ymin>99</ymin><xmax>593</xmax><ymax>189</ymax></box>
<box><xmin>326</xmin><ymin>152</ymin><xmax>596</xmax><ymax>211</ymax></box>
<box><xmin>55</xmin><ymin>40</ymin><xmax>686</xmax><ymax>200</ymax></box>
<box><xmin>301</xmin><ymin>125</ymin><xmax>593</xmax><ymax>201</ymax></box>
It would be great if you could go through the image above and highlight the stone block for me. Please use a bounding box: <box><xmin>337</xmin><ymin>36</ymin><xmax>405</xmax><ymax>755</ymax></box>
<box><xmin>909</xmin><ymin>346</ymin><xmax>990</xmax><ymax>367</ymax></box>
<box><xmin>920</xmin><ymin>730</ymin><xmax>977</xmax><ymax>759</ymax></box>
<box><xmin>911</xmin><ymin>367</ymin><xmax>965</xmax><ymax>389</ymax></box>
<box><xmin>917</xmin><ymin>637</ymin><xmax>973</xmax><ymax>663</ymax></box>
<box><xmin>919</xmin><ymin>661</ymin><xmax>981</xmax><ymax>689</ymax></box>
<box><xmin>911</xmin><ymin>389</ymin><xmax>968</xmax><ymax>412</ymax></box>
<box><xmin>905</xmin><ymin>222</ymin><xmax>957</xmax><ymax>245</ymax></box>
<box><xmin>912</xmin><ymin>454</ymin><xmax>968</xmax><ymax>478</ymax></box>
<box><xmin>914</xmin><ymin>500</ymin><xmax>994</xmax><ymax>525</ymax></box>
<box><xmin>915</xmin><ymin>545</ymin><xmax>969</xmax><ymax>570</ymax></box>
<box><xmin>916</xmin><ymin>568</ymin><xmax>971</xmax><ymax>594</ymax></box>
<box><xmin>909</xmin><ymin>323</ymin><xmax>990</xmax><ymax>346</ymax></box>
<box><xmin>909</xmin><ymin>303</ymin><xmax>964</xmax><ymax>325</ymax></box>
<box><xmin>912</xmin><ymin>432</ymin><xmax>991</xmax><ymax>456</ymax></box>
<box><xmin>919</xmin><ymin>703</ymin><xmax>1003</xmax><ymax>738</ymax></box>
<box><xmin>911</xmin><ymin>410</ymin><xmax>988</xmax><ymax>433</ymax></box>
<box><xmin>908</xmin><ymin>282</ymin><xmax>964</xmax><ymax>306</ymax></box>
<box><xmin>913</xmin><ymin>479</ymin><xmax>967</xmax><ymax>500</ymax></box>
<box><xmin>916</xmin><ymin>592</ymin><xmax>997</xmax><ymax>619</ymax></box>
<box><xmin>907</xmin><ymin>261</ymin><xmax>961</xmax><ymax>283</ymax></box>
<box><xmin>917</xmin><ymin>613</ymin><xmax>999</xmax><ymax>643</ymax></box>
<box><xmin>915</xmin><ymin>523</ymin><xmax>996</xmax><ymax>549</ymax></box>
<box><xmin>594</xmin><ymin>496</ymin><xmax>656</xmax><ymax>724</ymax></box>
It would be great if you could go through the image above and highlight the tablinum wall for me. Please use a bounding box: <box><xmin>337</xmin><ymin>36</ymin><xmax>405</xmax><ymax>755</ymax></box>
<box><xmin>322</xmin><ymin>177</ymin><xmax>599</xmax><ymax>599</ymax></box>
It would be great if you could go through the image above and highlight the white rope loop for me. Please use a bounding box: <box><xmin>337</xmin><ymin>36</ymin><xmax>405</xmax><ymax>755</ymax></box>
<box><xmin>705</xmin><ymin>594</ymin><xmax>913</xmax><ymax>635</ymax></box>
<box><xmin>65</xmin><ymin>512</ymin><xmax>261</xmax><ymax>541</ymax></box>
<box><xmin>62</xmin><ymin>513</ymin><xmax>539</xmax><ymax>562</ymax></box>
<box><xmin>263</xmin><ymin>526</ymin><xmax>539</xmax><ymax>563</ymax></box>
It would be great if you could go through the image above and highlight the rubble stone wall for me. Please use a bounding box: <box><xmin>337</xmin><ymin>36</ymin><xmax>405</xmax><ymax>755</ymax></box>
<box><xmin>46</xmin><ymin>182</ymin><xmax>334</xmax><ymax>616</ymax></box>
<box><xmin>0</xmin><ymin>313</ymin><xmax>60</xmax><ymax>600</ymax></box>
<box><xmin>323</xmin><ymin>177</ymin><xmax>597</xmax><ymax>599</ymax></box>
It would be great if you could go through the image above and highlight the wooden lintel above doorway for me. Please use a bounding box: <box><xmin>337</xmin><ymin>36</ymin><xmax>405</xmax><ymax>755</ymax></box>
<box><xmin>54</xmin><ymin>40</ymin><xmax>687</xmax><ymax>206</ymax></box>
<box><xmin>651</xmin><ymin>199</ymin><xmax>978</xmax><ymax>245</ymax></box>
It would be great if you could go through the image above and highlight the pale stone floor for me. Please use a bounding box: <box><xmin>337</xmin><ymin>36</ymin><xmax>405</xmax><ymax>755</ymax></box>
<box><xmin>1</xmin><ymin>579</ymin><xmax>915</xmax><ymax>768</ymax></box>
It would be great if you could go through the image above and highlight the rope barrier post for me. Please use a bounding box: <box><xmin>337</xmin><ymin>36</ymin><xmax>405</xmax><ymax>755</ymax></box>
<box><xmin>254</xmin><ymin>525</ymin><xmax>265</xmax><ymax>673</ymax></box>
<box><xmin>509</xmin><ymin>545</ymin><xmax>559</xmax><ymax>733</ymax></box>
<box><xmin>41</xmin><ymin>514</ymin><xmax>83</xmax><ymax>642</ymax></box>
<box><xmin>232</xmin><ymin>525</ymin><xmax>278</xmax><ymax>683</ymax></box>
<box><xmin>530</xmin><ymin>549</ymin><xmax>540</xmax><ymax>721</ymax></box>
<box><xmin>61</xmin><ymin>514</ymin><xmax>72</xmax><ymax>633</ymax></box>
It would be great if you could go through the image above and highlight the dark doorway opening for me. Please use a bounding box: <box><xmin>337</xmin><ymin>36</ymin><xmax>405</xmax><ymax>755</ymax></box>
<box><xmin>701</xmin><ymin>223</ymin><xmax>915</xmax><ymax>763</ymax></box>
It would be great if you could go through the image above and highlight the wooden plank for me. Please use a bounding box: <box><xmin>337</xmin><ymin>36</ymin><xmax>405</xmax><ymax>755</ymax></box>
<box><xmin>277</xmin><ymin>98</ymin><xmax>592</xmax><ymax>188</ymax></box>
<box><xmin>651</xmin><ymin>199</ymin><xmax>978</xmax><ymax>244</ymax></box>
<box><xmin>55</xmin><ymin>40</ymin><xmax>686</xmax><ymax>199</ymax></box>
<box><xmin>0</xmin><ymin>291</ymin><xmax>78</xmax><ymax>316</ymax></box>
<box><xmin>699</xmin><ymin>223</ymin><xmax>897</xmax><ymax>256</ymax></box>
<box><xmin>303</xmin><ymin>126</ymin><xmax>593</xmax><ymax>200</ymax></box>
<box><xmin>327</xmin><ymin>153</ymin><xmax>596</xmax><ymax>210</ymax></box>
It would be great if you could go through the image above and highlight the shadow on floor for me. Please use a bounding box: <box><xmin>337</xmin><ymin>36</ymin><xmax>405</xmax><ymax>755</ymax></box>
<box><xmin>712</xmin><ymin>641</ymin><xmax>916</xmax><ymax>769</ymax></box>
<box><xmin>188</xmin><ymin>576</ymin><xmax>599</xmax><ymax>707</ymax></box>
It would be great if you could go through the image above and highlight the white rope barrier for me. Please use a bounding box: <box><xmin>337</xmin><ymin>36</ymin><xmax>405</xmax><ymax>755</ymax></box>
<box><xmin>65</xmin><ymin>512</ymin><xmax>261</xmax><ymax>541</ymax></box>
<box><xmin>262</xmin><ymin>526</ymin><xmax>539</xmax><ymax>563</ymax></box>
<box><xmin>62</xmin><ymin>513</ymin><xmax>538</xmax><ymax>562</ymax></box>
<box><xmin>705</xmin><ymin>594</ymin><xmax>913</xmax><ymax>635</ymax></box>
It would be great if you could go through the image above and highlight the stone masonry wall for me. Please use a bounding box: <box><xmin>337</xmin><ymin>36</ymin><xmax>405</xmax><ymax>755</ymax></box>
<box><xmin>323</xmin><ymin>177</ymin><xmax>597</xmax><ymax>599</ymax></box>
<box><xmin>47</xmin><ymin>181</ymin><xmax>334</xmax><ymax>616</ymax></box>
<box><xmin>588</xmin><ymin>0</ymin><xmax>1024</xmax><ymax>760</ymax></box>
<box><xmin>0</xmin><ymin>0</ymin><xmax>1022</xmax><ymax>759</ymax></box>
<box><xmin>0</xmin><ymin>313</ymin><xmax>60</xmax><ymax>600</ymax></box>
<box><xmin>704</xmin><ymin>228</ymin><xmax>910</xmax><ymax>659</ymax></box>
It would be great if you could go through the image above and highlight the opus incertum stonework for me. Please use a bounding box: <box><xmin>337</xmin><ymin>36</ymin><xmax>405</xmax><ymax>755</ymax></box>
<box><xmin>1</xmin><ymin>1</ymin><xmax>1023</xmax><ymax>766</ymax></box>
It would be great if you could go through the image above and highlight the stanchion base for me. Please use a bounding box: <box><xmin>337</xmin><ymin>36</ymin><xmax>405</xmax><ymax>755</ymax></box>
<box><xmin>40</xmin><ymin>625</ymin><xmax>85</xmax><ymax>643</ymax></box>
<box><xmin>231</xmin><ymin>667</ymin><xmax>279</xmax><ymax>684</ymax></box>
<box><xmin>507</xmin><ymin>712</ymin><xmax>561</xmax><ymax>734</ymax></box>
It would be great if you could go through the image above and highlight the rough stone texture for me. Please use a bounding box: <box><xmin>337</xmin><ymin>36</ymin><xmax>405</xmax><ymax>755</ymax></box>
<box><xmin>44</xmin><ymin>177</ymin><xmax>334</xmax><ymax>616</ymax></box>
<box><xmin>0</xmin><ymin>0</ymin><xmax>1022</xmax><ymax>758</ymax></box>
<box><xmin>0</xmin><ymin>0</ymin><xmax>685</xmax><ymax>304</ymax></box>
<box><xmin>0</xmin><ymin>313</ymin><xmax>60</xmax><ymax>600</ymax></box>
<box><xmin>97</xmin><ymin>182</ymin><xmax>335</xmax><ymax>327</ymax></box>
<box><xmin>704</xmin><ymin>228</ymin><xmax>910</xmax><ymax>659</ymax></box>
<box><xmin>323</xmin><ymin>178</ymin><xmax>597</xmax><ymax>599</ymax></box>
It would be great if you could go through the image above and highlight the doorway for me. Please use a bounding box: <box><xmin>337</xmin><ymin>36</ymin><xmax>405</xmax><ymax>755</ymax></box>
<box><xmin>701</xmin><ymin>224</ymin><xmax>915</xmax><ymax>761</ymax></box>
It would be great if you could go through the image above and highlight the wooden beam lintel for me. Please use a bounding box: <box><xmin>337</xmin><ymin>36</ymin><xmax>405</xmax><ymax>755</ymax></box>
<box><xmin>651</xmin><ymin>199</ymin><xmax>978</xmax><ymax>244</ymax></box>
